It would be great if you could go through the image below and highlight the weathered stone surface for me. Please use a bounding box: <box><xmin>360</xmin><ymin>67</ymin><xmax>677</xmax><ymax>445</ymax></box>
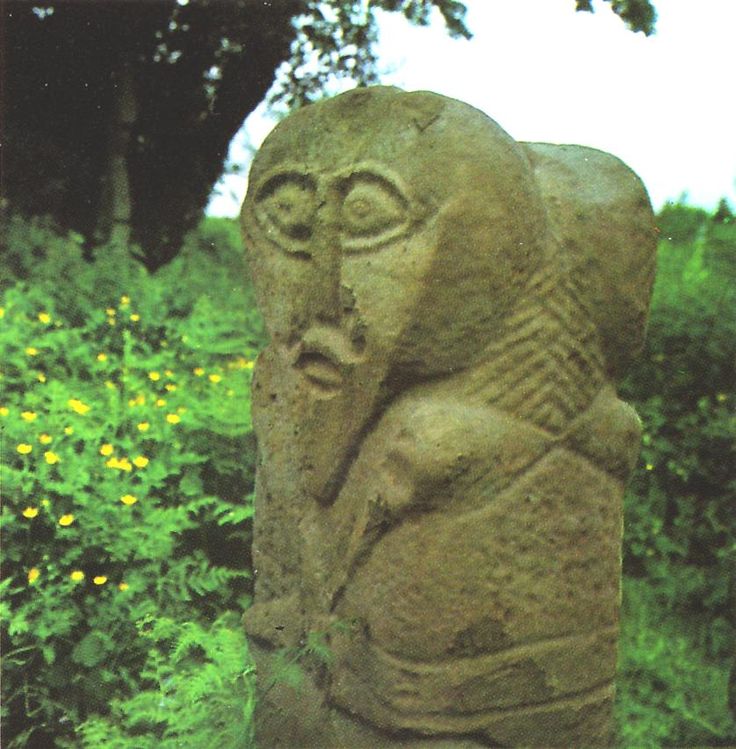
<box><xmin>240</xmin><ymin>86</ymin><xmax>656</xmax><ymax>748</ymax></box>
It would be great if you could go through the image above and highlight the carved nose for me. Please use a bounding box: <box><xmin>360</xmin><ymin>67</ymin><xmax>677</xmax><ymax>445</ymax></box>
<box><xmin>309</xmin><ymin>215</ymin><xmax>342</xmax><ymax>325</ymax></box>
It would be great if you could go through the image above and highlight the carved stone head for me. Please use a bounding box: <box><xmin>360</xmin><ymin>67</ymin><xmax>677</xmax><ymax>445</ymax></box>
<box><xmin>241</xmin><ymin>88</ymin><xmax>557</xmax><ymax>502</ymax></box>
<box><xmin>242</xmin><ymin>87</ymin><xmax>551</xmax><ymax>384</ymax></box>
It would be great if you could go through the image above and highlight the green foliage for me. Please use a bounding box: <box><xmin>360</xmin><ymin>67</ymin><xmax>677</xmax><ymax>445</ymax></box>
<box><xmin>1</xmin><ymin>215</ymin><xmax>264</xmax><ymax>747</ymax></box>
<box><xmin>655</xmin><ymin>200</ymin><xmax>710</xmax><ymax>244</ymax></box>
<box><xmin>264</xmin><ymin>621</ymin><xmax>354</xmax><ymax>696</ymax></box>
<box><xmin>616</xmin><ymin>578</ymin><xmax>735</xmax><ymax>748</ymax></box>
<box><xmin>71</xmin><ymin>614</ymin><xmax>255</xmax><ymax>749</ymax></box>
<box><xmin>621</xmin><ymin>210</ymin><xmax>735</xmax><ymax>607</ymax></box>
<box><xmin>617</xmin><ymin>201</ymin><xmax>736</xmax><ymax>745</ymax></box>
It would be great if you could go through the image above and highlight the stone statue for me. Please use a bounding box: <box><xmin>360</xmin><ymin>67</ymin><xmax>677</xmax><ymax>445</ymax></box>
<box><xmin>240</xmin><ymin>86</ymin><xmax>656</xmax><ymax>748</ymax></box>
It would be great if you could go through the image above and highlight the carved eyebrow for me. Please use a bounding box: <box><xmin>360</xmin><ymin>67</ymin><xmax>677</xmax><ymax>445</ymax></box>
<box><xmin>333</xmin><ymin>164</ymin><xmax>409</xmax><ymax>200</ymax></box>
<box><xmin>256</xmin><ymin>171</ymin><xmax>316</xmax><ymax>202</ymax></box>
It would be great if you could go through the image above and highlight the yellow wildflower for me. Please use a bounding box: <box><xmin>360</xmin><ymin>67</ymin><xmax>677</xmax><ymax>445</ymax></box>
<box><xmin>155</xmin><ymin>398</ymin><xmax>166</xmax><ymax>407</ymax></box>
<box><xmin>0</xmin><ymin>307</ymin><xmax>4</xmax><ymax>318</ymax></box>
<box><xmin>165</xmin><ymin>370</ymin><xmax>174</xmax><ymax>377</ymax></box>
<box><xmin>120</xmin><ymin>494</ymin><xmax>138</xmax><ymax>506</ymax></box>
<box><xmin>118</xmin><ymin>582</ymin><xmax>130</xmax><ymax>591</ymax></box>
<box><xmin>105</xmin><ymin>456</ymin><xmax>132</xmax><ymax>471</ymax></box>
<box><xmin>100</xmin><ymin>443</ymin><xmax>114</xmax><ymax>456</ymax></box>
<box><xmin>21</xmin><ymin>411</ymin><xmax>37</xmax><ymax>421</ymax></box>
<box><xmin>68</xmin><ymin>398</ymin><xmax>91</xmax><ymax>415</ymax></box>
<box><xmin>166</xmin><ymin>413</ymin><xmax>181</xmax><ymax>425</ymax></box>
<box><xmin>120</xmin><ymin>295</ymin><xmax>130</xmax><ymax>306</ymax></box>
<box><xmin>132</xmin><ymin>456</ymin><xmax>149</xmax><ymax>468</ymax></box>
<box><xmin>28</xmin><ymin>568</ymin><xmax>41</xmax><ymax>584</ymax></box>
<box><xmin>208</xmin><ymin>373</ymin><xmax>222</xmax><ymax>383</ymax></box>
<box><xmin>137</xmin><ymin>421</ymin><xmax>150</xmax><ymax>432</ymax></box>
<box><xmin>93</xmin><ymin>576</ymin><xmax>107</xmax><ymax>585</ymax></box>
<box><xmin>128</xmin><ymin>398</ymin><xmax>137</xmax><ymax>408</ymax></box>
<box><xmin>193</xmin><ymin>367</ymin><xmax>205</xmax><ymax>377</ymax></box>
<box><xmin>0</xmin><ymin>406</ymin><xmax>9</xmax><ymax>417</ymax></box>
<box><xmin>107</xmin><ymin>318</ymin><xmax>116</xmax><ymax>326</ymax></box>
<box><xmin>64</xmin><ymin>426</ymin><xmax>74</xmax><ymax>435</ymax></box>
<box><xmin>39</xmin><ymin>434</ymin><xmax>53</xmax><ymax>445</ymax></box>
<box><xmin>44</xmin><ymin>451</ymin><xmax>60</xmax><ymax>465</ymax></box>
<box><xmin>37</xmin><ymin>373</ymin><xmax>47</xmax><ymax>383</ymax></box>
<box><xmin>38</xmin><ymin>311</ymin><xmax>52</xmax><ymax>324</ymax></box>
<box><xmin>97</xmin><ymin>353</ymin><xmax>108</xmax><ymax>362</ymax></box>
<box><xmin>135</xmin><ymin>394</ymin><xmax>145</xmax><ymax>405</ymax></box>
<box><xmin>646</xmin><ymin>463</ymin><xmax>654</xmax><ymax>471</ymax></box>
<box><xmin>17</xmin><ymin>443</ymin><xmax>33</xmax><ymax>455</ymax></box>
<box><xmin>130</xmin><ymin>313</ymin><xmax>140</xmax><ymax>322</ymax></box>
<box><xmin>41</xmin><ymin>498</ymin><xmax>50</xmax><ymax>507</ymax></box>
<box><xmin>148</xmin><ymin>371</ymin><xmax>161</xmax><ymax>381</ymax></box>
<box><xmin>22</xmin><ymin>507</ymin><xmax>39</xmax><ymax>519</ymax></box>
<box><xmin>230</xmin><ymin>357</ymin><xmax>253</xmax><ymax>370</ymax></box>
<box><xmin>165</xmin><ymin>383</ymin><xmax>177</xmax><ymax>392</ymax></box>
<box><xmin>70</xmin><ymin>570</ymin><xmax>85</xmax><ymax>582</ymax></box>
<box><xmin>58</xmin><ymin>514</ymin><xmax>75</xmax><ymax>526</ymax></box>
<box><xmin>716</xmin><ymin>393</ymin><xmax>727</xmax><ymax>402</ymax></box>
<box><xmin>25</xmin><ymin>347</ymin><xmax>39</xmax><ymax>356</ymax></box>
<box><xmin>105</xmin><ymin>307</ymin><xmax>116</xmax><ymax>316</ymax></box>
<box><xmin>105</xmin><ymin>380</ymin><xmax>116</xmax><ymax>390</ymax></box>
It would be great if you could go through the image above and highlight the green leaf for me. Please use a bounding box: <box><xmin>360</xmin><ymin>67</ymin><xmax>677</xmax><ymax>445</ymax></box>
<box><xmin>71</xmin><ymin>631</ymin><xmax>111</xmax><ymax>668</ymax></box>
<box><xmin>179</xmin><ymin>470</ymin><xmax>204</xmax><ymax>497</ymax></box>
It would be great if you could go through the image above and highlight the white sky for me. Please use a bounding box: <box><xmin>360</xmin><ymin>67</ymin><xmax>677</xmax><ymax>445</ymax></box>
<box><xmin>207</xmin><ymin>0</ymin><xmax>736</xmax><ymax>216</ymax></box>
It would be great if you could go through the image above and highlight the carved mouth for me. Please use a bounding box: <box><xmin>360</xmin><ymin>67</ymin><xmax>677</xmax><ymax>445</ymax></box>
<box><xmin>294</xmin><ymin>325</ymin><xmax>365</xmax><ymax>393</ymax></box>
<box><xmin>296</xmin><ymin>350</ymin><xmax>343</xmax><ymax>391</ymax></box>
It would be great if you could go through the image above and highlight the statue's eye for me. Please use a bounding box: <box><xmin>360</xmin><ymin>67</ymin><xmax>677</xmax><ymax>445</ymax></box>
<box><xmin>342</xmin><ymin>183</ymin><xmax>405</xmax><ymax>236</ymax></box>
<box><xmin>255</xmin><ymin>173</ymin><xmax>317</xmax><ymax>249</ymax></box>
<box><xmin>339</xmin><ymin>174</ymin><xmax>410</xmax><ymax>252</ymax></box>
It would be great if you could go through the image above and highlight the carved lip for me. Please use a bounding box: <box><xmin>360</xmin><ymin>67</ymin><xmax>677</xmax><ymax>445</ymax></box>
<box><xmin>296</xmin><ymin>350</ymin><xmax>343</xmax><ymax>390</ymax></box>
<box><xmin>295</xmin><ymin>326</ymin><xmax>361</xmax><ymax>391</ymax></box>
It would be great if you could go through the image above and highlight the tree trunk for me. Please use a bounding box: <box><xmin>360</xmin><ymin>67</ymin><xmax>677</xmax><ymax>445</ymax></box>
<box><xmin>99</xmin><ymin>65</ymin><xmax>137</xmax><ymax>247</ymax></box>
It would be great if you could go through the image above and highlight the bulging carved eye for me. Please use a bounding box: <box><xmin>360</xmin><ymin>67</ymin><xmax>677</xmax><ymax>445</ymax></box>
<box><xmin>339</xmin><ymin>173</ymin><xmax>410</xmax><ymax>252</ymax></box>
<box><xmin>343</xmin><ymin>183</ymin><xmax>405</xmax><ymax>235</ymax></box>
<box><xmin>255</xmin><ymin>173</ymin><xmax>317</xmax><ymax>248</ymax></box>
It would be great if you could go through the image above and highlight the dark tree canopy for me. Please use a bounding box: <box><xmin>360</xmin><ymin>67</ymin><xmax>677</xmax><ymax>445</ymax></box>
<box><xmin>3</xmin><ymin>0</ymin><xmax>656</xmax><ymax>269</ymax></box>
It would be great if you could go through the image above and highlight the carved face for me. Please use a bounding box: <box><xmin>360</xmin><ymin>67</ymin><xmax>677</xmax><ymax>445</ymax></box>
<box><xmin>243</xmin><ymin>87</ymin><xmax>547</xmax><ymax>380</ymax></box>
<box><xmin>241</xmin><ymin>87</ymin><xmax>548</xmax><ymax>502</ymax></box>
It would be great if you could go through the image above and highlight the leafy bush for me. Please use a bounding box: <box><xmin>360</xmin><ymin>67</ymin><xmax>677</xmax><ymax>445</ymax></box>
<box><xmin>617</xmin><ymin>204</ymin><xmax>736</xmax><ymax>745</ymax></box>
<box><xmin>622</xmin><ymin>215</ymin><xmax>735</xmax><ymax>616</ymax></box>
<box><xmin>655</xmin><ymin>200</ymin><xmax>709</xmax><ymax>245</ymax></box>
<box><xmin>72</xmin><ymin>614</ymin><xmax>255</xmax><ymax>749</ymax></box>
<box><xmin>1</xmin><ymin>215</ymin><xmax>264</xmax><ymax>747</ymax></box>
<box><xmin>616</xmin><ymin>578</ymin><xmax>735</xmax><ymax>748</ymax></box>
